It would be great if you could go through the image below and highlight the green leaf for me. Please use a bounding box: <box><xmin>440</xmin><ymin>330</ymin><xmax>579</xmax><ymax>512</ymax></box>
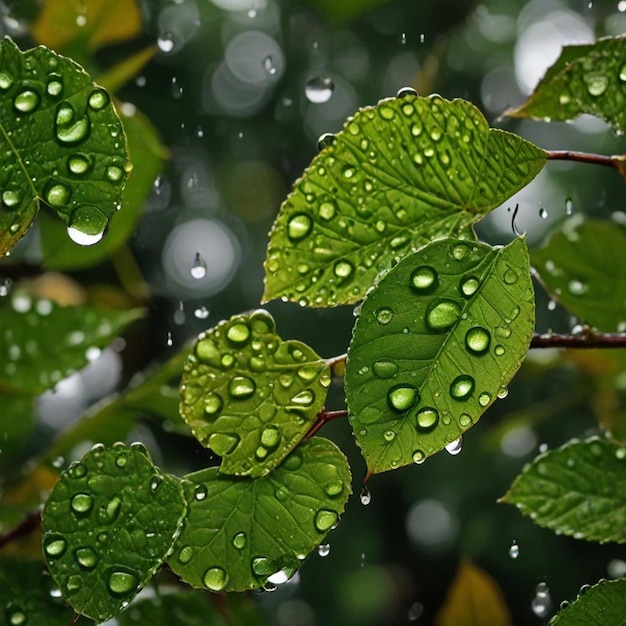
<box><xmin>504</xmin><ymin>36</ymin><xmax>626</xmax><ymax>133</ymax></box>
<box><xmin>531</xmin><ymin>216</ymin><xmax>626</xmax><ymax>332</ymax></box>
<box><xmin>346</xmin><ymin>237</ymin><xmax>534</xmax><ymax>474</ymax></box>
<box><xmin>0</xmin><ymin>394</ymin><xmax>34</xmax><ymax>471</ymax></box>
<box><xmin>180</xmin><ymin>310</ymin><xmax>331</xmax><ymax>478</ymax></box>
<box><xmin>0</xmin><ymin>37</ymin><xmax>129</xmax><ymax>257</ymax></box>
<box><xmin>167</xmin><ymin>437</ymin><xmax>351</xmax><ymax>592</ymax></box>
<box><xmin>39</xmin><ymin>103</ymin><xmax>167</xmax><ymax>270</ymax></box>
<box><xmin>0</xmin><ymin>291</ymin><xmax>143</xmax><ymax>395</ymax></box>
<box><xmin>0</xmin><ymin>557</ymin><xmax>75</xmax><ymax>626</ymax></box>
<box><xmin>501</xmin><ymin>437</ymin><xmax>626</xmax><ymax>543</ymax></box>
<box><xmin>263</xmin><ymin>93</ymin><xmax>546</xmax><ymax>307</ymax></box>
<box><xmin>548</xmin><ymin>578</ymin><xmax>626</xmax><ymax>626</ymax></box>
<box><xmin>41</xmin><ymin>442</ymin><xmax>186</xmax><ymax>623</ymax></box>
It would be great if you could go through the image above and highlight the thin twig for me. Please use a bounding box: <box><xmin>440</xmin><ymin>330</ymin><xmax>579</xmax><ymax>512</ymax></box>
<box><xmin>305</xmin><ymin>409</ymin><xmax>348</xmax><ymax>439</ymax></box>
<box><xmin>547</xmin><ymin>149</ymin><xmax>622</xmax><ymax>171</ymax></box>
<box><xmin>530</xmin><ymin>331</ymin><xmax>626</xmax><ymax>349</ymax></box>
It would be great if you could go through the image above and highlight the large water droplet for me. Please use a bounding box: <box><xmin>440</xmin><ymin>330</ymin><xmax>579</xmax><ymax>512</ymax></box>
<box><xmin>450</xmin><ymin>374</ymin><xmax>475</xmax><ymax>401</ymax></box>
<box><xmin>425</xmin><ymin>299</ymin><xmax>461</xmax><ymax>333</ymax></box>
<box><xmin>2</xmin><ymin>187</ymin><xmax>22</xmax><ymax>210</ymax></box>
<box><xmin>584</xmin><ymin>73</ymin><xmax>608</xmax><ymax>96</ymax></box>
<box><xmin>13</xmin><ymin>88</ymin><xmax>40</xmax><ymax>113</ymax></box>
<box><xmin>325</xmin><ymin>479</ymin><xmax>344</xmax><ymax>498</ymax></box>
<box><xmin>260</xmin><ymin>425</ymin><xmax>281</xmax><ymax>448</ymax></box>
<box><xmin>459</xmin><ymin>276</ymin><xmax>479</xmax><ymax>298</ymax></box>
<box><xmin>204</xmin><ymin>566</ymin><xmax>229</xmax><ymax>591</ymax></box>
<box><xmin>287</xmin><ymin>213</ymin><xmax>313</xmax><ymax>241</ymax></box>
<box><xmin>318</xmin><ymin>543</ymin><xmax>331</xmax><ymax>557</ymax></box>
<box><xmin>503</xmin><ymin>269</ymin><xmax>518</xmax><ymax>285</ymax></box>
<box><xmin>410</xmin><ymin>266</ymin><xmax>438</xmax><ymax>293</ymax></box>
<box><xmin>75</xmin><ymin>547</ymin><xmax>98</xmax><ymax>569</ymax></box>
<box><xmin>315</xmin><ymin>509</ymin><xmax>338</xmax><ymax>532</ymax></box>
<box><xmin>397</xmin><ymin>86</ymin><xmax>418</xmax><ymax>98</ymax></box>
<box><xmin>305</xmin><ymin>75</ymin><xmax>334</xmax><ymax>103</ymax></box>
<box><xmin>0</xmin><ymin>71</ymin><xmax>14</xmax><ymax>91</ymax></box>
<box><xmin>107</xmin><ymin>570</ymin><xmax>138</xmax><ymax>597</ymax></box>
<box><xmin>227</xmin><ymin>322</ymin><xmax>251</xmax><ymax>345</ymax></box>
<box><xmin>55</xmin><ymin>102</ymin><xmax>90</xmax><ymax>145</ymax></box>
<box><xmin>88</xmin><ymin>88</ymin><xmax>110</xmax><ymax>111</ymax></box>
<box><xmin>204</xmin><ymin>392</ymin><xmax>223</xmax><ymax>417</ymax></box>
<box><xmin>209</xmin><ymin>433</ymin><xmax>240</xmax><ymax>456</ymax></box>
<box><xmin>372</xmin><ymin>359</ymin><xmax>398</xmax><ymax>378</ymax></box>
<box><xmin>194</xmin><ymin>484</ymin><xmax>207</xmax><ymax>501</ymax></box>
<box><xmin>375</xmin><ymin>307</ymin><xmax>394</xmax><ymax>325</ymax></box>
<box><xmin>44</xmin><ymin>180</ymin><xmax>71</xmax><ymax>207</ymax></box>
<box><xmin>465</xmin><ymin>327</ymin><xmax>491</xmax><ymax>354</ymax></box>
<box><xmin>44</xmin><ymin>534</ymin><xmax>67</xmax><ymax>558</ymax></box>
<box><xmin>190</xmin><ymin>252</ymin><xmax>207</xmax><ymax>279</ymax></box>
<box><xmin>229</xmin><ymin>376</ymin><xmax>256</xmax><ymax>399</ymax></box>
<box><xmin>252</xmin><ymin>556</ymin><xmax>277</xmax><ymax>576</ymax></box>
<box><xmin>531</xmin><ymin>582</ymin><xmax>552</xmax><ymax>617</ymax></box>
<box><xmin>416</xmin><ymin>407</ymin><xmax>439</xmax><ymax>431</ymax></box>
<box><xmin>478</xmin><ymin>391</ymin><xmax>492</xmax><ymax>407</ymax></box>
<box><xmin>68</xmin><ymin>153</ymin><xmax>92</xmax><ymax>176</ymax></box>
<box><xmin>317</xmin><ymin>133</ymin><xmax>336</xmax><ymax>151</ymax></box>
<box><xmin>412</xmin><ymin>449</ymin><xmax>426</xmax><ymax>464</ymax></box>
<box><xmin>67</xmin><ymin>205</ymin><xmax>108</xmax><ymax>246</ymax></box>
<box><xmin>71</xmin><ymin>492</ymin><xmax>93</xmax><ymax>515</ymax></box>
<box><xmin>290</xmin><ymin>389</ymin><xmax>314</xmax><ymax>407</ymax></box>
<box><xmin>232</xmin><ymin>532</ymin><xmax>247</xmax><ymax>549</ymax></box>
<box><xmin>445</xmin><ymin>437</ymin><xmax>463</xmax><ymax>455</ymax></box>
<box><xmin>334</xmin><ymin>260</ymin><xmax>354</xmax><ymax>280</ymax></box>
<box><xmin>387</xmin><ymin>384</ymin><xmax>419</xmax><ymax>412</ymax></box>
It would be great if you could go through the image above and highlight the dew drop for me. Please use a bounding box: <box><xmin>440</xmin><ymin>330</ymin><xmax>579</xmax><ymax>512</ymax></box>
<box><xmin>232</xmin><ymin>532</ymin><xmax>247</xmax><ymax>549</ymax></box>
<box><xmin>425</xmin><ymin>299</ymin><xmax>461</xmax><ymax>333</ymax></box>
<box><xmin>194</xmin><ymin>484</ymin><xmax>207</xmax><ymax>501</ymax></box>
<box><xmin>6</xmin><ymin>606</ymin><xmax>27</xmax><ymax>625</ymax></box>
<box><xmin>0</xmin><ymin>71</ymin><xmax>14</xmax><ymax>91</ymax></box>
<box><xmin>450</xmin><ymin>374</ymin><xmax>475</xmax><ymax>400</ymax></box>
<box><xmin>478</xmin><ymin>391</ymin><xmax>492</xmax><ymax>407</ymax></box>
<box><xmin>305</xmin><ymin>75</ymin><xmax>334</xmax><ymax>103</ymax></box>
<box><xmin>317</xmin><ymin>133</ymin><xmax>336</xmax><ymax>151</ymax></box>
<box><xmin>325</xmin><ymin>479</ymin><xmax>344</xmax><ymax>497</ymax></box>
<box><xmin>71</xmin><ymin>492</ymin><xmax>93</xmax><ymax>515</ymax></box>
<box><xmin>263</xmin><ymin>55</ymin><xmax>277</xmax><ymax>75</ymax></box>
<box><xmin>539</xmin><ymin>207</ymin><xmax>548</xmax><ymax>219</ymax></box>
<box><xmin>252</xmin><ymin>556</ymin><xmax>277</xmax><ymax>577</ymax></box>
<box><xmin>410</xmin><ymin>266</ymin><xmax>438</xmax><ymax>293</ymax></box>
<box><xmin>209</xmin><ymin>432</ymin><xmax>240</xmax><ymax>456</ymax></box>
<box><xmin>67</xmin><ymin>205</ymin><xmax>108</xmax><ymax>246</ymax></box>
<box><xmin>445</xmin><ymin>437</ymin><xmax>463</xmax><ymax>455</ymax></box>
<box><xmin>383</xmin><ymin>429</ymin><xmax>396</xmax><ymax>442</ymax></box>
<box><xmin>416</xmin><ymin>407</ymin><xmax>439</xmax><ymax>431</ymax></box>
<box><xmin>44</xmin><ymin>181</ymin><xmax>71</xmax><ymax>207</ymax></box>
<box><xmin>204</xmin><ymin>566</ymin><xmax>229</xmax><ymax>591</ymax></box>
<box><xmin>509</xmin><ymin>540</ymin><xmax>519</xmax><ymax>559</ymax></box>
<box><xmin>282</xmin><ymin>450</ymin><xmax>303</xmax><ymax>471</ymax></box>
<box><xmin>68</xmin><ymin>153</ymin><xmax>92</xmax><ymax>176</ymax></box>
<box><xmin>290</xmin><ymin>389</ymin><xmax>314</xmax><ymax>407</ymax></box>
<box><xmin>157</xmin><ymin>31</ymin><xmax>175</xmax><ymax>53</ymax></box>
<box><xmin>568</xmin><ymin>279</ymin><xmax>588</xmax><ymax>296</ymax></box>
<box><xmin>287</xmin><ymin>213</ymin><xmax>313</xmax><ymax>241</ymax></box>
<box><xmin>229</xmin><ymin>375</ymin><xmax>256</xmax><ymax>399</ymax></box>
<box><xmin>178</xmin><ymin>545</ymin><xmax>193</xmax><ymax>564</ymax></box>
<box><xmin>412</xmin><ymin>449</ymin><xmax>425</xmax><ymax>464</ymax></box>
<box><xmin>44</xmin><ymin>535</ymin><xmax>67</xmax><ymax>558</ymax></box>
<box><xmin>204</xmin><ymin>393</ymin><xmax>223</xmax><ymax>417</ymax></box>
<box><xmin>531</xmin><ymin>582</ymin><xmax>552</xmax><ymax>617</ymax></box>
<box><xmin>227</xmin><ymin>322</ymin><xmax>251</xmax><ymax>345</ymax></box>
<box><xmin>2</xmin><ymin>187</ymin><xmax>21</xmax><ymax>209</ymax></box>
<box><xmin>584</xmin><ymin>72</ymin><xmax>608</xmax><ymax>96</ymax></box>
<box><xmin>13</xmin><ymin>88</ymin><xmax>40</xmax><ymax>113</ymax></box>
<box><xmin>459</xmin><ymin>413</ymin><xmax>472</xmax><ymax>427</ymax></box>
<box><xmin>194</xmin><ymin>306</ymin><xmax>210</xmax><ymax>319</ymax></box>
<box><xmin>387</xmin><ymin>384</ymin><xmax>419</xmax><ymax>412</ymax></box>
<box><xmin>334</xmin><ymin>260</ymin><xmax>354</xmax><ymax>280</ymax></box>
<box><xmin>465</xmin><ymin>327</ymin><xmax>491</xmax><ymax>354</ymax></box>
<box><xmin>503</xmin><ymin>269</ymin><xmax>518</xmax><ymax>285</ymax></box>
<box><xmin>494</xmin><ymin>344</ymin><xmax>505</xmax><ymax>356</ymax></box>
<box><xmin>190</xmin><ymin>252</ymin><xmax>207</xmax><ymax>279</ymax></box>
<box><xmin>397</xmin><ymin>86</ymin><xmax>418</xmax><ymax>98</ymax></box>
<box><xmin>260</xmin><ymin>425</ymin><xmax>281</xmax><ymax>448</ymax></box>
<box><xmin>55</xmin><ymin>102</ymin><xmax>90</xmax><ymax>145</ymax></box>
<box><xmin>372</xmin><ymin>359</ymin><xmax>398</xmax><ymax>378</ymax></box>
<box><xmin>106</xmin><ymin>164</ymin><xmax>124</xmax><ymax>182</ymax></box>
<box><xmin>459</xmin><ymin>276</ymin><xmax>479</xmax><ymax>297</ymax></box>
<box><xmin>75</xmin><ymin>547</ymin><xmax>98</xmax><ymax>569</ymax></box>
<box><xmin>375</xmin><ymin>307</ymin><xmax>394</xmax><ymax>325</ymax></box>
<box><xmin>108</xmin><ymin>570</ymin><xmax>138</xmax><ymax>597</ymax></box>
<box><xmin>88</xmin><ymin>88</ymin><xmax>110</xmax><ymax>111</ymax></box>
<box><xmin>314</xmin><ymin>509</ymin><xmax>338</xmax><ymax>534</ymax></box>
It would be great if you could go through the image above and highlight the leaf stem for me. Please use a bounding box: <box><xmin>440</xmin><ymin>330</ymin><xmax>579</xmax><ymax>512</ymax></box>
<box><xmin>306</xmin><ymin>409</ymin><xmax>348</xmax><ymax>439</ymax></box>
<box><xmin>546</xmin><ymin>150</ymin><xmax>623</xmax><ymax>171</ymax></box>
<box><xmin>530</xmin><ymin>331</ymin><xmax>626</xmax><ymax>349</ymax></box>
<box><xmin>0</xmin><ymin>510</ymin><xmax>41</xmax><ymax>549</ymax></box>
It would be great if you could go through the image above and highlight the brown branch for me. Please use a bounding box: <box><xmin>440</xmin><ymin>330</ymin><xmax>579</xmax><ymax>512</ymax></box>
<box><xmin>530</xmin><ymin>331</ymin><xmax>626</xmax><ymax>349</ymax></box>
<box><xmin>546</xmin><ymin>150</ymin><xmax>623</xmax><ymax>172</ymax></box>
<box><xmin>305</xmin><ymin>409</ymin><xmax>348</xmax><ymax>440</ymax></box>
<box><xmin>0</xmin><ymin>510</ymin><xmax>41</xmax><ymax>550</ymax></box>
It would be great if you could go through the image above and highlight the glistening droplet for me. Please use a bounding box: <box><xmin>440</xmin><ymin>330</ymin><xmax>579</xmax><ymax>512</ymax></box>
<box><xmin>67</xmin><ymin>205</ymin><xmax>108</xmax><ymax>246</ymax></box>
<box><xmin>190</xmin><ymin>252</ymin><xmax>207</xmax><ymax>279</ymax></box>
<box><xmin>425</xmin><ymin>299</ymin><xmax>461</xmax><ymax>333</ymax></box>
<box><xmin>416</xmin><ymin>407</ymin><xmax>438</xmax><ymax>431</ymax></box>
<box><xmin>450</xmin><ymin>374</ymin><xmax>475</xmax><ymax>400</ymax></box>
<box><xmin>387</xmin><ymin>384</ymin><xmax>419</xmax><ymax>412</ymax></box>
<box><xmin>410</xmin><ymin>266</ymin><xmax>438</xmax><ymax>293</ymax></box>
<box><xmin>315</xmin><ymin>509</ymin><xmax>338</xmax><ymax>532</ymax></box>
<box><xmin>465</xmin><ymin>327</ymin><xmax>491</xmax><ymax>354</ymax></box>
<box><xmin>203</xmin><ymin>566</ymin><xmax>229</xmax><ymax>591</ymax></box>
<box><xmin>287</xmin><ymin>213</ymin><xmax>313</xmax><ymax>241</ymax></box>
<box><xmin>305</xmin><ymin>75</ymin><xmax>334</xmax><ymax>103</ymax></box>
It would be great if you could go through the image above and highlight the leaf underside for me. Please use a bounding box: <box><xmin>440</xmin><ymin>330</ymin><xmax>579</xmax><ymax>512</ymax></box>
<box><xmin>504</xmin><ymin>35</ymin><xmax>626</xmax><ymax>133</ymax></box>
<box><xmin>346</xmin><ymin>236</ymin><xmax>535</xmax><ymax>474</ymax></box>
<box><xmin>263</xmin><ymin>93</ymin><xmax>546</xmax><ymax>307</ymax></box>
<box><xmin>167</xmin><ymin>437</ymin><xmax>352</xmax><ymax>592</ymax></box>
<box><xmin>41</xmin><ymin>443</ymin><xmax>186</xmax><ymax>623</ymax></box>
<box><xmin>501</xmin><ymin>437</ymin><xmax>626</xmax><ymax>544</ymax></box>
<box><xmin>531</xmin><ymin>216</ymin><xmax>626</xmax><ymax>332</ymax></box>
<box><xmin>180</xmin><ymin>310</ymin><xmax>330</xmax><ymax>478</ymax></box>
<box><xmin>0</xmin><ymin>37</ymin><xmax>128</xmax><ymax>256</ymax></box>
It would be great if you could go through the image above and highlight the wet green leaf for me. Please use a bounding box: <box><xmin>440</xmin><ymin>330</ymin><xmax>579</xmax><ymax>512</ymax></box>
<box><xmin>41</xmin><ymin>443</ymin><xmax>186</xmax><ymax>623</ymax></box>
<box><xmin>0</xmin><ymin>557</ymin><xmax>75</xmax><ymax>626</ymax></box>
<box><xmin>531</xmin><ymin>216</ymin><xmax>626</xmax><ymax>332</ymax></box>
<box><xmin>548</xmin><ymin>578</ymin><xmax>626</xmax><ymax>625</ymax></box>
<box><xmin>39</xmin><ymin>104</ymin><xmax>167</xmax><ymax>270</ymax></box>
<box><xmin>167</xmin><ymin>437</ymin><xmax>351</xmax><ymax>592</ymax></box>
<box><xmin>501</xmin><ymin>437</ymin><xmax>626</xmax><ymax>543</ymax></box>
<box><xmin>504</xmin><ymin>36</ymin><xmax>626</xmax><ymax>133</ymax></box>
<box><xmin>346</xmin><ymin>237</ymin><xmax>534</xmax><ymax>474</ymax></box>
<box><xmin>180</xmin><ymin>310</ymin><xmax>331</xmax><ymax>478</ymax></box>
<box><xmin>263</xmin><ymin>94</ymin><xmax>546</xmax><ymax>307</ymax></box>
<box><xmin>0</xmin><ymin>38</ymin><xmax>129</xmax><ymax>257</ymax></box>
<box><xmin>0</xmin><ymin>291</ymin><xmax>143</xmax><ymax>395</ymax></box>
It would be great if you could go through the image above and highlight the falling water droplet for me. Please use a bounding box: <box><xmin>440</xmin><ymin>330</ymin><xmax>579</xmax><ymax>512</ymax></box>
<box><xmin>157</xmin><ymin>31</ymin><xmax>175</xmax><ymax>53</ymax></box>
<box><xmin>565</xmin><ymin>197</ymin><xmax>573</xmax><ymax>215</ymax></box>
<box><xmin>305</xmin><ymin>75</ymin><xmax>334</xmax><ymax>103</ymax></box>
<box><xmin>190</xmin><ymin>252</ymin><xmax>207</xmax><ymax>279</ymax></box>
<box><xmin>263</xmin><ymin>55</ymin><xmax>277</xmax><ymax>75</ymax></box>
<box><xmin>445</xmin><ymin>437</ymin><xmax>463</xmax><ymax>455</ymax></box>
<box><xmin>539</xmin><ymin>207</ymin><xmax>548</xmax><ymax>219</ymax></box>
<box><xmin>67</xmin><ymin>205</ymin><xmax>108</xmax><ymax>246</ymax></box>
<box><xmin>509</xmin><ymin>540</ymin><xmax>519</xmax><ymax>559</ymax></box>
<box><xmin>531</xmin><ymin>581</ymin><xmax>552</xmax><ymax>617</ymax></box>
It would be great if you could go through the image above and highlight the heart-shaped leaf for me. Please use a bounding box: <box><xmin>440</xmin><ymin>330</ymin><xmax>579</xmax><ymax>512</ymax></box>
<box><xmin>180</xmin><ymin>310</ymin><xmax>331</xmax><ymax>478</ymax></box>
<box><xmin>0</xmin><ymin>291</ymin><xmax>144</xmax><ymax>395</ymax></box>
<box><xmin>346</xmin><ymin>237</ymin><xmax>534</xmax><ymax>474</ymax></box>
<box><xmin>0</xmin><ymin>37</ymin><xmax>128</xmax><ymax>257</ymax></box>
<box><xmin>263</xmin><ymin>93</ymin><xmax>546</xmax><ymax>307</ymax></box>
<box><xmin>531</xmin><ymin>216</ymin><xmax>626</xmax><ymax>332</ymax></box>
<box><xmin>504</xmin><ymin>35</ymin><xmax>626</xmax><ymax>134</ymax></box>
<box><xmin>501</xmin><ymin>437</ymin><xmax>626</xmax><ymax>544</ymax></box>
<box><xmin>167</xmin><ymin>437</ymin><xmax>351</xmax><ymax>592</ymax></box>
<box><xmin>42</xmin><ymin>442</ymin><xmax>186</xmax><ymax>623</ymax></box>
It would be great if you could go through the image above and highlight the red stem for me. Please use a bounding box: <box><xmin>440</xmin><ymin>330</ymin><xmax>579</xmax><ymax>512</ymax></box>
<box><xmin>547</xmin><ymin>149</ymin><xmax>622</xmax><ymax>171</ymax></box>
<box><xmin>305</xmin><ymin>409</ymin><xmax>348</xmax><ymax>439</ymax></box>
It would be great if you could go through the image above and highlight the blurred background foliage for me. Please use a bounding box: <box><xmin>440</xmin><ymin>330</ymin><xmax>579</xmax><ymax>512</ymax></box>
<box><xmin>1</xmin><ymin>0</ymin><xmax>626</xmax><ymax>624</ymax></box>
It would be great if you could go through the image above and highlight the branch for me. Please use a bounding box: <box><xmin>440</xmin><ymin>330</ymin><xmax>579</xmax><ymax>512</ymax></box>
<box><xmin>531</xmin><ymin>331</ymin><xmax>626</xmax><ymax>349</ymax></box>
<box><xmin>0</xmin><ymin>510</ymin><xmax>41</xmax><ymax>550</ymax></box>
<box><xmin>546</xmin><ymin>149</ymin><xmax>624</xmax><ymax>173</ymax></box>
<box><xmin>305</xmin><ymin>409</ymin><xmax>348</xmax><ymax>439</ymax></box>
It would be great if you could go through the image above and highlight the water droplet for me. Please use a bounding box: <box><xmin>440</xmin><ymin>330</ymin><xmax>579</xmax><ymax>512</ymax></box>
<box><xmin>55</xmin><ymin>102</ymin><xmax>90</xmax><ymax>145</ymax></box>
<box><xmin>372</xmin><ymin>359</ymin><xmax>398</xmax><ymax>378</ymax></box>
<box><xmin>103</xmin><ymin>496</ymin><xmax>122</xmax><ymax>522</ymax></box>
<box><xmin>178</xmin><ymin>545</ymin><xmax>193</xmax><ymax>564</ymax></box>
<box><xmin>6</xmin><ymin>606</ymin><xmax>27</xmax><ymax>625</ymax></box>
<box><xmin>465</xmin><ymin>327</ymin><xmax>491</xmax><ymax>354</ymax></box>
<box><xmin>445</xmin><ymin>437</ymin><xmax>463</xmax><ymax>455</ymax></box>
<box><xmin>157</xmin><ymin>31</ymin><xmax>175</xmax><ymax>53</ymax></box>
<box><xmin>229</xmin><ymin>531</ymin><xmax>246</xmax><ymax>550</ymax></box>
<box><xmin>44</xmin><ymin>535</ymin><xmax>67</xmax><ymax>558</ymax></box>
<box><xmin>359</xmin><ymin>486</ymin><xmax>372</xmax><ymax>505</ymax></box>
<box><xmin>150</xmin><ymin>475</ymin><xmax>162</xmax><ymax>491</ymax></box>
<box><xmin>75</xmin><ymin>547</ymin><xmax>98</xmax><ymax>569</ymax></box>
<box><xmin>503</xmin><ymin>269</ymin><xmax>518</xmax><ymax>285</ymax></box>
<box><xmin>44</xmin><ymin>180</ymin><xmax>71</xmax><ymax>207</ymax></box>
<box><xmin>315</xmin><ymin>509</ymin><xmax>338</xmax><ymax>532</ymax></box>
<box><xmin>226</xmin><ymin>322</ymin><xmax>251</xmax><ymax>346</ymax></box>
<box><xmin>359</xmin><ymin>406</ymin><xmax>382</xmax><ymax>424</ymax></box>
<box><xmin>568</xmin><ymin>279</ymin><xmax>588</xmax><ymax>296</ymax></box>
<box><xmin>383</xmin><ymin>429</ymin><xmax>396</xmax><ymax>441</ymax></box>
<box><xmin>229</xmin><ymin>375</ymin><xmax>256</xmax><ymax>399</ymax></box>
<box><xmin>191</xmin><ymin>484</ymin><xmax>207</xmax><ymax>501</ymax></box>
<box><xmin>376</xmin><ymin>307</ymin><xmax>394</xmax><ymax>325</ymax></box>
<box><xmin>88</xmin><ymin>88</ymin><xmax>110</xmax><ymax>111</ymax></box>
<box><xmin>190</xmin><ymin>252</ymin><xmax>207</xmax><ymax>279</ymax></box>
<box><xmin>317</xmin><ymin>543</ymin><xmax>331</xmax><ymax>557</ymax></box>
<box><xmin>194</xmin><ymin>306</ymin><xmax>210</xmax><ymax>319</ymax></box>
<box><xmin>67</xmin><ymin>205</ymin><xmax>108</xmax><ymax>246</ymax></box>
<box><xmin>509</xmin><ymin>540</ymin><xmax>519</xmax><ymax>559</ymax></box>
<box><xmin>450</xmin><ymin>374</ymin><xmax>475</xmax><ymax>401</ymax></box>
<box><xmin>531</xmin><ymin>582</ymin><xmax>552</xmax><ymax>617</ymax></box>
<box><xmin>459</xmin><ymin>413</ymin><xmax>472</xmax><ymax>427</ymax></box>
<box><xmin>287</xmin><ymin>213</ymin><xmax>313</xmax><ymax>241</ymax></box>
<box><xmin>263</xmin><ymin>55</ymin><xmax>277</xmax><ymax>75</ymax></box>
<box><xmin>620</xmin><ymin>63</ymin><xmax>626</xmax><ymax>81</ymax></box>
<box><xmin>397</xmin><ymin>86</ymin><xmax>418</xmax><ymax>98</ymax></box>
<box><xmin>324</xmin><ymin>479</ymin><xmax>344</xmax><ymax>498</ymax></box>
<box><xmin>71</xmin><ymin>492</ymin><xmax>93</xmax><ymax>515</ymax></box>
<box><xmin>2</xmin><ymin>187</ymin><xmax>21</xmax><ymax>209</ymax></box>
<box><xmin>0</xmin><ymin>71</ymin><xmax>14</xmax><ymax>91</ymax></box>
<box><xmin>13</xmin><ymin>88</ymin><xmax>40</xmax><ymax>113</ymax></box>
<box><xmin>334</xmin><ymin>260</ymin><xmax>354</xmax><ymax>280</ymax></box>
<box><xmin>478</xmin><ymin>391</ymin><xmax>492</xmax><ymax>407</ymax></box>
<box><xmin>494</xmin><ymin>345</ymin><xmax>505</xmax><ymax>356</ymax></box>
<box><xmin>251</xmin><ymin>556</ymin><xmax>277</xmax><ymax>577</ymax></box>
<box><xmin>209</xmin><ymin>432</ymin><xmax>240</xmax><ymax>456</ymax></box>
<box><xmin>416</xmin><ymin>407</ymin><xmax>439</xmax><ymax>431</ymax></box>
<box><xmin>260</xmin><ymin>425</ymin><xmax>281</xmax><ymax>448</ymax></box>
<box><xmin>108</xmin><ymin>570</ymin><xmax>138</xmax><ymax>597</ymax></box>
<box><xmin>68</xmin><ymin>153</ymin><xmax>92</xmax><ymax>176</ymax></box>
<box><xmin>106</xmin><ymin>164</ymin><xmax>124</xmax><ymax>182</ymax></box>
<box><xmin>305</xmin><ymin>75</ymin><xmax>334</xmax><ymax>103</ymax></box>
<box><xmin>410</xmin><ymin>266</ymin><xmax>438</xmax><ymax>293</ymax></box>
<box><xmin>204</xmin><ymin>393</ymin><xmax>223</xmax><ymax>417</ymax></box>
<box><xmin>282</xmin><ymin>451</ymin><xmax>302</xmax><ymax>471</ymax></box>
<box><xmin>497</xmin><ymin>386</ymin><xmax>509</xmax><ymax>399</ymax></box>
<box><xmin>539</xmin><ymin>207</ymin><xmax>548</xmax><ymax>219</ymax></box>
<box><xmin>565</xmin><ymin>197</ymin><xmax>573</xmax><ymax>215</ymax></box>
<box><xmin>317</xmin><ymin>133</ymin><xmax>336</xmax><ymax>151</ymax></box>
<box><xmin>412</xmin><ymin>449</ymin><xmax>425</xmax><ymax>464</ymax></box>
<box><xmin>459</xmin><ymin>276</ymin><xmax>479</xmax><ymax>297</ymax></box>
<box><xmin>204</xmin><ymin>566</ymin><xmax>229</xmax><ymax>591</ymax></box>
<box><xmin>68</xmin><ymin>461</ymin><xmax>87</xmax><ymax>479</ymax></box>
<box><xmin>318</xmin><ymin>201</ymin><xmax>336</xmax><ymax>220</ymax></box>
<box><xmin>584</xmin><ymin>72</ymin><xmax>608</xmax><ymax>96</ymax></box>
<box><xmin>425</xmin><ymin>299</ymin><xmax>461</xmax><ymax>333</ymax></box>
<box><xmin>387</xmin><ymin>384</ymin><xmax>419</xmax><ymax>412</ymax></box>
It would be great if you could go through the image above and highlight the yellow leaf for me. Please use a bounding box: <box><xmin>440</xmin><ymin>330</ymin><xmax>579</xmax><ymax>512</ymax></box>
<box><xmin>435</xmin><ymin>558</ymin><xmax>512</xmax><ymax>626</ymax></box>
<box><xmin>32</xmin><ymin>0</ymin><xmax>141</xmax><ymax>52</ymax></box>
